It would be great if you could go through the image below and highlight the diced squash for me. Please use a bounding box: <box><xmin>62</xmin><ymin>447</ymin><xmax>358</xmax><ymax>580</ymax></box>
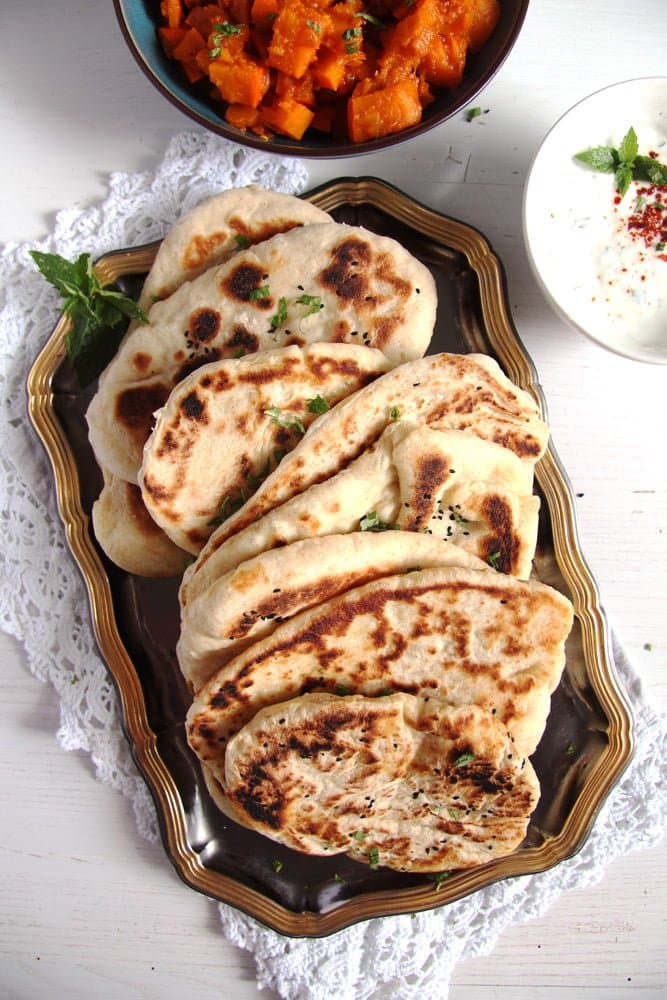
<box><xmin>209</xmin><ymin>56</ymin><xmax>270</xmax><ymax>107</ymax></box>
<box><xmin>311</xmin><ymin>49</ymin><xmax>346</xmax><ymax>92</ymax></box>
<box><xmin>159</xmin><ymin>26</ymin><xmax>189</xmax><ymax>57</ymax></box>
<box><xmin>161</xmin><ymin>0</ymin><xmax>183</xmax><ymax>29</ymax></box>
<box><xmin>419</xmin><ymin>33</ymin><xmax>467</xmax><ymax>88</ymax></box>
<box><xmin>267</xmin><ymin>1</ymin><xmax>326</xmax><ymax>77</ymax></box>
<box><xmin>463</xmin><ymin>0</ymin><xmax>501</xmax><ymax>51</ymax></box>
<box><xmin>225</xmin><ymin>103</ymin><xmax>262</xmax><ymax>129</ymax></box>
<box><xmin>251</xmin><ymin>0</ymin><xmax>279</xmax><ymax>22</ymax></box>
<box><xmin>347</xmin><ymin>76</ymin><xmax>422</xmax><ymax>143</ymax></box>
<box><xmin>172</xmin><ymin>26</ymin><xmax>206</xmax><ymax>63</ymax></box>
<box><xmin>260</xmin><ymin>98</ymin><xmax>315</xmax><ymax>139</ymax></box>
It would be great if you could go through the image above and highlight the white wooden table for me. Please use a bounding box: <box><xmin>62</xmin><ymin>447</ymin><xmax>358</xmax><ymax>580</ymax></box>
<box><xmin>1</xmin><ymin>1</ymin><xmax>665</xmax><ymax>997</ymax></box>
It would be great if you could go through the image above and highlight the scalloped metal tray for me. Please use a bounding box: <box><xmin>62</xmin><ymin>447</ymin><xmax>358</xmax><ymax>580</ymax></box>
<box><xmin>27</xmin><ymin>177</ymin><xmax>633</xmax><ymax>936</ymax></box>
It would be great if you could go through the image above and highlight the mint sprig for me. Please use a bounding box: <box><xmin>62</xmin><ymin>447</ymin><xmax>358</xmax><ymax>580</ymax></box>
<box><xmin>574</xmin><ymin>126</ymin><xmax>667</xmax><ymax>197</ymax></box>
<box><xmin>30</xmin><ymin>250</ymin><xmax>148</xmax><ymax>386</ymax></box>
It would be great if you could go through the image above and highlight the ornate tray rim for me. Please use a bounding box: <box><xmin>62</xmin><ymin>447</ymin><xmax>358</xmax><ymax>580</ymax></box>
<box><xmin>26</xmin><ymin>176</ymin><xmax>634</xmax><ymax>937</ymax></box>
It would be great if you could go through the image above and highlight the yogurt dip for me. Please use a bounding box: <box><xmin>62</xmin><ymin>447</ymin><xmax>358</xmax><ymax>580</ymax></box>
<box><xmin>523</xmin><ymin>79</ymin><xmax>667</xmax><ymax>364</ymax></box>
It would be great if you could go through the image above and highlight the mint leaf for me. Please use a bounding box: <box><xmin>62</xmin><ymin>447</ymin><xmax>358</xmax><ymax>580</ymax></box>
<box><xmin>573</xmin><ymin>146</ymin><xmax>618</xmax><ymax>173</ymax></box>
<box><xmin>634</xmin><ymin>155</ymin><xmax>667</xmax><ymax>185</ymax></box>
<box><xmin>618</xmin><ymin>126</ymin><xmax>638</xmax><ymax>166</ymax></box>
<box><xmin>307</xmin><ymin>395</ymin><xmax>329</xmax><ymax>414</ymax></box>
<box><xmin>359</xmin><ymin>511</ymin><xmax>396</xmax><ymax>532</ymax></box>
<box><xmin>615</xmin><ymin>162</ymin><xmax>633</xmax><ymax>197</ymax></box>
<box><xmin>30</xmin><ymin>250</ymin><xmax>147</xmax><ymax>386</ymax></box>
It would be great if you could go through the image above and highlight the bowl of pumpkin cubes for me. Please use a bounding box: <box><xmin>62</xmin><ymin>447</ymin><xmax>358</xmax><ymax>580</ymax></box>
<box><xmin>114</xmin><ymin>0</ymin><xmax>528</xmax><ymax>155</ymax></box>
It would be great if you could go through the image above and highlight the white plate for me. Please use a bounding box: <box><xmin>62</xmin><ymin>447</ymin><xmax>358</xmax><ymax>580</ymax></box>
<box><xmin>523</xmin><ymin>78</ymin><xmax>667</xmax><ymax>364</ymax></box>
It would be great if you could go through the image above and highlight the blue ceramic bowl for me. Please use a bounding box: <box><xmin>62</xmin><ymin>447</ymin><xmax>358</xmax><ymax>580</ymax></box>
<box><xmin>114</xmin><ymin>0</ymin><xmax>529</xmax><ymax>157</ymax></box>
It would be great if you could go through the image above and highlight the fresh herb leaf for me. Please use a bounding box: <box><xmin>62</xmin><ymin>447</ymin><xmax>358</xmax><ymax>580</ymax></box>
<box><xmin>359</xmin><ymin>511</ymin><xmax>397</xmax><ymax>532</ymax></box>
<box><xmin>453</xmin><ymin>751</ymin><xmax>476</xmax><ymax>768</ymax></box>
<box><xmin>634</xmin><ymin>155</ymin><xmax>667</xmax><ymax>185</ymax></box>
<box><xmin>306</xmin><ymin>18</ymin><xmax>321</xmax><ymax>32</ymax></box>
<box><xmin>390</xmin><ymin>405</ymin><xmax>401</xmax><ymax>420</ymax></box>
<box><xmin>566</xmin><ymin>742</ymin><xmax>577</xmax><ymax>755</ymax></box>
<box><xmin>307</xmin><ymin>395</ymin><xmax>329</xmax><ymax>414</ymax></box>
<box><xmin>345</xmin><ymin>42</ymin><xmax>359</xmax><ymax>54</ymax></box>
<box><xmin>618</xmin><ymin>125</ymin><xmax>638</xmax><ymax>165</ymax></box>
<box><xmin>269</xmin><ymin>296</ymin><xmax>288</xmax><ymax>330</ymax></box>
<box><xmin>296</xmin><ymin>292</ymin><xmax>323</xmax><ymax>316</ymax></box>
<box><xmin>573</xmin><ymin>146</ymin><xmax>618</xmax><ymax>173</ymax></box>
<box><xmin>615</xmin><ymin>162</ymin><xmax>633</xmax><ymax>197</ymax></box>
<box><xmin>29</xmin><ymin>250</ymin><xmax>148</xmax><ymax>386</ymax></box>
<box><xmin>368</xmin><ymin>847</ymin><xmax>380</xmax><ymax>870</ymax></box>
<box><xmin>249</xmin><ymin>284</ymin><xmax>271</xmax><ymax>300</ymax></box>
<box><xmin>358</xmin><ymin>12</ymin><xmax>386</xmax><ymax>27</ymax></box>
<box><xmin>644</xmin><ymin>642</ymin><xmax>653</xmax><ymax>651</ymax></box>
<box><xmin>352</xmin><ymin>830</ymin><xmax>367</xmax><ymax>841</ymax></box>
<box><xmin>342</xmin><ymin>27</ymin><xmax>362</xmax><ymax>39</ymax></box>
<box><xmin>574</xmin><ymin>126</ymin><xmax>667</xmax><ymax>198</ymax></box>
<box><xmin>272</xmin><ymin>859</ymin><xmax>284</xmax><ymax>872</ymax></box>
<box><xmin>487</xmin><ymin>550</ymin><xmax>501</xmax><ymax>570</ymax></box>
<box><xmin>466</xmin><ymin>106</ymin><xmax>483</xmax><ymax>122</ymax></box>
<box><xmin>234</xmin><ymin>233</ymin><xmax>251</xmax><ymax>248</ymax></box>
<box><xmin>265</xmin><ymin>405</ymin><xmax>305</xmax><ymax>435</ymax></box>
<box><xmin>333</xmin><ymin>873</ymin><xmax>345</xmax><ymax>883</ymax></box>
<box><xmin>213</xmin><ymin>20</ymin><xmax>242</xmax><ymax>35</ymax></box>
<box><xmin>429</xmin><ymin>871</ymin><xmax>450</xmax><ymax>891</ymax></box>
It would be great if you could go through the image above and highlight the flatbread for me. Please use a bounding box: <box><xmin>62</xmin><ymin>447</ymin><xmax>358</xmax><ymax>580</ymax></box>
<box><xmin>180</xmin><ymin>422</ymin><xmax>540</xmax><ymax>613</ymax></box>
<box><xmin>190</xmin><ymin>352</ymin><xmax>549</xmax><ymax>579</ymax></box>
<box><xmin>177</xmin><ymin>531</ymin><xmax>487</xmax><ymax>691</ymax></box>
<box><xmin>91</xmin><ymin>471</ymin><xmax>191</xmax><ymax>578</ymax></box>
<box><xmin>87</xmin><ymin>222</ymin><xmax>436</xmax><ymax>482</ymax></box>
<box><xmin>136</xmin><ymin>186</ymin><xmax>332</xmax><ymax>313</ymax></box>
<box><xmin>139</xmin><ymin>343</ymin><xmax>391</xmax><ymax>553</ymax></box>
<box><xmin>222</xmin><ymin>693</ymin><xmax>540</xmax><ymax>871</ymax></box>
<box><xmin>187</xmin><ymin>564</ymin><xmax>573</xmax><ymax>764</ymax></box>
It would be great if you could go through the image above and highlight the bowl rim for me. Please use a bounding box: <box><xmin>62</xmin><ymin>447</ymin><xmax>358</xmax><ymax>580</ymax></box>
<box><xmin>522</xmin><ymin>75</ymin><xmax>667</xmax><ymax>366</ymax></box>
<box><xmin>113</xmin><ymin>0</ymin><xmax>530</xmax><ymax>158</ymax></box>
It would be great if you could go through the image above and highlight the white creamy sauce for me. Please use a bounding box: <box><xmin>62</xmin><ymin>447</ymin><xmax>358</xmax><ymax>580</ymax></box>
<box><xmin>561</xmin><ymin>130</ymin><xmax>666</xmax><ymax>353</ymax></box>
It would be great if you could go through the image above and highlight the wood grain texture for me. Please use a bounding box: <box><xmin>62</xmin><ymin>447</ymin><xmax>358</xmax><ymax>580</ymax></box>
<box><xmin>1</xmin><ymin>0</ymin><xmax>666</xmax><ymax>995</ymax></box>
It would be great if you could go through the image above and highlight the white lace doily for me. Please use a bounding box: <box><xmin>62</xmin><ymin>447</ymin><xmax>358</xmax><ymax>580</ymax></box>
<box><xmin>1</xmin><ymin>130</ymin><xmax>665</xmax><ymax>1000</ymax></box>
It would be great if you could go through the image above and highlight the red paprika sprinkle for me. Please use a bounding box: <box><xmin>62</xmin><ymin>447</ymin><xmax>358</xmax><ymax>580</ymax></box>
<box><xmin>624</xmin><ymin>180</ymin><xmax>667</xmax><ymax>260</ymax></box>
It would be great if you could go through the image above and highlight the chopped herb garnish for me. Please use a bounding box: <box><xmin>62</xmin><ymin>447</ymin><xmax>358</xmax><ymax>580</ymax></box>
<box><xmin>644</xmin><ymin>642</ymin><xmax>653</xmax><ymax>651</ymax></box>
<box><xmin>233</xmin><ymin>347</ymin><xmax>246</xmax><ymax>358</ymax></box>
<box><xmin>345</xmin><ymin>42</ymin><xmax>360</xmax><ymax>54</ymax></box>
<box><xmin>453</xmin><ymin>751</ymin><xmax>476</xmax><ymax>768</ymax></box>
<box><xmin>466</xmin><ymin>106</ymin><xmax>483</xmax><ymax>121</ymax></box>
<box><xmin>429</xmin><ymin>871</ymin><xmax>450</xmax><ymax>891</ymax></box>
<box><xmin>358</xmin><ymin>12</ymin><xmax>386</xmax><ymax>27</ymax></box>
<box><xmin>296</xmin><ymin>292</ymin><xmax>323</xmax><ymax>316</ymax></box>
<box><xmin>390</xmin><ymin>405</ymin><xmax>401</xmax><ymax>420</ymax></box>
<box><xmin>265</xmin><ymin>405</ymin><xmax>305</xmax><ymax>435</ymax></box>
<box><xmin>269</xmin><ymin>296</ymin><xmax>288</xmax><ymax>329</ymax></box>
<box><xmin>249</xmin><ymin>284</ymin><xmax>271</xmax><ymax>300</ymax></box>
<box><xmin>272</xmin><ymin>859</ymin><xmax>284</xmax><ymax>872</ymax></box>
<box><xmin>307</xmin><ymin>394</ymin><xmax>329</xmax><ymax>414</ymax></box>
<box><xmin>29</xmin><ymin>250</ymin><xmax>148</xmax><ymax>387</ymax></box>
<box><xmin>352</xmin><ymin>830</ymin><xmax>367</xmax><ymax>841</ymax></box>
<box><xmin>335</xmin><ymin>683</ymin><xmax>351</xmax><ymax>696</ymax></box>
<box><xmin>359</xmin><ymin>510</ymin><xmax>397</xmax><ymax>532</ymax></box>
<box><xmin>368</xmin><ymin>847</ymin><xmax>380</xmax><ymax>870</ymax></box>
<box><xmin>213</xmin><ymin>20</ymin><xmax>243</xmax><ymax>35</ymax></box>
<box><xmin>487</xmin><ymin>550</ymin><xmax>501</xmax><ymax>570</ymax></box>
<box><xmin>333</xmin><ymin>873</ymin><xmax>345</xmax><ymax>883</ymax></box>
<box><xmin>566</xmin><ymin>742</ymin><xmax>577</xmax><ymax>755</ymax></box>
<box><xmin>342</xmin><ymin>27</ymin><xmax>362</xmax><ymax>39</ymax></box>
<box><xmin>306</xmin><ymin>19</ymin><xmax>321</xmax><ymax>32</ymax></box>
<box><xmin>234</xmin><ymin>233</ymin><xmax>251</xmax><ymax>248</ymax></box>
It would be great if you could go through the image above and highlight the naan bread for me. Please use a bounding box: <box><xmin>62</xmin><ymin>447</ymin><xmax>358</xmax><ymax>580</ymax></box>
<box><xmin>181</xmin><ymin>422</ymin><xmax>540</xmax><ymax>613</ymax></box>
<box><xmin>91</xmin><ymin>471</ymin><xmax>191</xmax><ymax>578</ymax></box>
<box><xmin>190</xmin><ymin>352</ymin><xmax>548</xmax><ymax>579</ymax></box>
<box><xmin>222</xmin><ymin>693</ymin><xmax>540</xmax><ymax>871</ymax></box>
<box><xmin>87</xmin><ymin>222</ymin><xmax>436</xmax><ymax>482</ymax></box>
<box><xmin>187</xmin><ymin>564</ymin><xmax>573</xmax><ymax>765</ymax></box>
<box><xmin>91</xmin><ymin>188</ymin><xmax>332</xmax><ymax>573</ymax></box>
<box><xmin>140</xmin><ymin>343</ymin><xmax>391</xmax><ymax>553</ymax></box>
<box><xmin>136</xmin><ymin>186</ymin><xmax>332</xmax><ymax>313</ymax></box>
<box><xmin>177</xmin><ymin>532</ymin><xmax>486</xmax><ymax>691</ymax></box>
